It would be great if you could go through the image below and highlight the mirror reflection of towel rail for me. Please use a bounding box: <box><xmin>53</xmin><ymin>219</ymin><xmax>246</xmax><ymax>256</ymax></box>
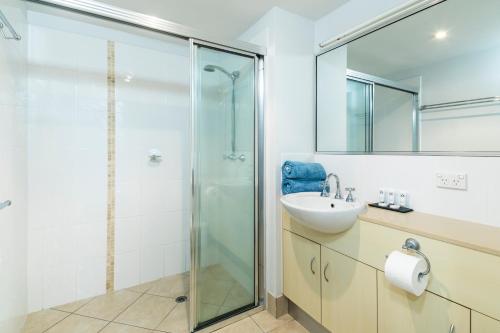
<box><xmin>0</xmin><ymin>10</ymin><xmax>21</xmax><ymax>41</ymax></box>
<box><xmin>0</xmin><ymin>200</ymin><xmax>12</xmax><ymax>210</ymax></box>
<box><xmin>420</xmin><ymin>96</ymin><xmax>500</xmax><ymax>112</ymax></box>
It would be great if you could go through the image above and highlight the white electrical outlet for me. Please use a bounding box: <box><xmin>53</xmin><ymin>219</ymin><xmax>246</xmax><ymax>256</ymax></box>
<box><xmin>436</xmin><ymin>173</ymin><xmax>467</xmax><ymax>190</ymax></box>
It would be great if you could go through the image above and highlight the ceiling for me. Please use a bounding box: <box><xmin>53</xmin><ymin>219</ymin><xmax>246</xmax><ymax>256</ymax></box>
<box><xmin>344</xmin><ymin>0</ymin><xmax>500</xmax><ymax>79</ymax></box>
<box><xmin>99</xmin><ymin>0</ymin><xmax>349</xmax><ymax>40</ymax></box>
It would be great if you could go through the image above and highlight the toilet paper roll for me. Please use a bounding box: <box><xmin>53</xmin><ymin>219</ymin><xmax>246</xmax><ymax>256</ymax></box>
<box><xmin>384</xmin><ymin>250</ymin><xmax>429</xmax><ymax>296</ymax></box>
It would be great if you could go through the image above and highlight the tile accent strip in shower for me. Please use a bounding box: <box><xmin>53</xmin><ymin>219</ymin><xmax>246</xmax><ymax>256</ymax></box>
<box><xmin>106</xmin><ymin>40</ymin><xmax>116</xmax><ymax>293</ymax></box>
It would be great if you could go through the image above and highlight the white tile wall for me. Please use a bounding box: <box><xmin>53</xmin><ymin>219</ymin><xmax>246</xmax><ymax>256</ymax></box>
<box><xmin>26</xmin><ymin>13</ymin><xmax>191</xmax><ymax>311</ymax></box>
<box><xmin>315</xmin><ymin>154</ymin><xmax>500</xmax><ymax>228</ymax></box>
<box><xmin>114</xmin><ymin>41</ymin><xmax>190</xmax><ymax>289</ymax></box>
<box><xmin>0</xmin><ymin>1</ymin><xmax>28</xmax><ymax>331</ymax></box>
<box><xmin>27</xmin><ymin>23</ymin><xmax>108</xmax><ymax>312</ymax></box>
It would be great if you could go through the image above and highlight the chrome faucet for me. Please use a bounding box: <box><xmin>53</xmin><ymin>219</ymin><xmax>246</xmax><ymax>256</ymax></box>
<box><xmin>321</xmin><ymin>173</ymin><xmax>343</xmax><ymax>199</ymax></box>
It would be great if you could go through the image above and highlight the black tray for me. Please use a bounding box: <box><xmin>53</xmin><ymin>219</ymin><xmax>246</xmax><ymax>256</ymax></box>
<box><xmin>369</xmin><ymin>202</ymin><xmax>413</xmax><ymax>213</ymax></box>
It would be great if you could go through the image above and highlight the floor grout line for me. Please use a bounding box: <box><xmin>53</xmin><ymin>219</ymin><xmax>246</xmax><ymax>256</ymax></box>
<box><xmin>39</xmin><ymin>310</ymin><xmax>71</xmax><ymax>333</ymax></box>
<box><xmin>152</xmin><ymin>301</ymin><xmax>180</xmax><ymax>332</ymax></box>
<box><xmin>248</xmin><ymin>315</ymin><xmax>266</xmax><ymax>333</ymax></box>
<box><xmin>108</xmin><ymin>288</ymin><xmax>147</xmax><ymax>323</ymax></box>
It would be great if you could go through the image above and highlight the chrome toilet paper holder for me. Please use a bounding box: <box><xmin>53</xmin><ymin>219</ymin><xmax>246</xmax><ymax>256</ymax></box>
<box><xmin>402</xmin><ymin>238</ymin><xmax>431</xmax><ymax>280</ymax></box>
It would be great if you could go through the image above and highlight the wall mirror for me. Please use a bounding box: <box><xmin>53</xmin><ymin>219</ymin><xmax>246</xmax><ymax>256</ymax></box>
<box><xmin>316</xmin><ymin>0</ymin><xmax>500</xmax><ymax>154</ymax></box>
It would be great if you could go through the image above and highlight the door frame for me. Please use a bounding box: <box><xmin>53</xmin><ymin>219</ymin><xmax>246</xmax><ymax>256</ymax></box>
<box><xmin>189</xmin><ymin>38</ymin><xmax>265</xmax><ymax>332</ymax></box>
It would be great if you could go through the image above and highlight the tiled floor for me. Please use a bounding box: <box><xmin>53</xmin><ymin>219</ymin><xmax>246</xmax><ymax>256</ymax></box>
<box><xmin>23</xmin><ymin>267</ymin><xmax>309</xmax><ymax>333</ymax></box>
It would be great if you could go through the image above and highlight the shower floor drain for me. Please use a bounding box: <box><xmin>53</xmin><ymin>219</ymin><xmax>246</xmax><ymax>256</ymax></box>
<box><xmin>175</xmin><ymin>296</ymin><xmax>188</xmax><ymax>303</ymax></box>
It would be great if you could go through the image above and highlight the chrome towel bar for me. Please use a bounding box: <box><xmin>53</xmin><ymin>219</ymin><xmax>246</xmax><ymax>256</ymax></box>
<box><xmin>0</xmin><ymin>200</ymin><xmax>12</xmax><ymax>210</ymax></box>
<box><xmin>420</xmin><ymin>96</ymin><xmax>500</xmax><ymax>112</ymax></box>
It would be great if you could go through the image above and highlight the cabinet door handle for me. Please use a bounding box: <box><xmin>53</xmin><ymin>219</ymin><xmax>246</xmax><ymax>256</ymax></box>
<box><xmin>323</xmin><ymin>263</ymin><xmax>329</xmax><ymax>282</ymax></box>
<box><xmin>310</xmin><ymin>257</ymin><xmax>316</xmax><ymax>275</ymax></box>
<box><xmin>449</xmin><ymin>324</ymin><xmax>455</xmax><ymax>333</ymax></box>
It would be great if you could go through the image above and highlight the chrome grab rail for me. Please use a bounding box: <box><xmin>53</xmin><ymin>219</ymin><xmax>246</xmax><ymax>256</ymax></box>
<box><xmin>0</xmin><ymin>200</ymin><xmax>12</xmax><ymax>210</ymax></box>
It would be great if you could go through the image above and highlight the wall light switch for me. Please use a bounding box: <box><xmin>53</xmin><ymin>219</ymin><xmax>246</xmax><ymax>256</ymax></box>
<box><xmin>436</xmin><ymin>173</ymin><xmax>467</xmax><ymax>190</ymax></box>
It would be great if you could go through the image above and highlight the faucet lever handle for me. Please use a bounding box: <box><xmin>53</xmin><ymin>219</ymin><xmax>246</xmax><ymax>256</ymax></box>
<box><xmin>345</xmin><ymin>187</ymin><xmax>355</xmax><ymax>202</ymax></box>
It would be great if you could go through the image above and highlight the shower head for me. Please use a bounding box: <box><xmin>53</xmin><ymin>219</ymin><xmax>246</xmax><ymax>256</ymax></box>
<box><xmin>203</xmin><ymin>64</ymin><xmax>240</xmax><ymax>81</ymax></box>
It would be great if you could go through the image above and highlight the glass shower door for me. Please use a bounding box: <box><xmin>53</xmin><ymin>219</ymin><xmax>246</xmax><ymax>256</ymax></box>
<box><xmin>191</xmin><ymin>43</ymin><xmax>257</xmax><ymax>330</ymax></box>
<box><xmin>346</xmin><ymin>78</ymin><xmax>371</xmax><ymax>152</ymax></box>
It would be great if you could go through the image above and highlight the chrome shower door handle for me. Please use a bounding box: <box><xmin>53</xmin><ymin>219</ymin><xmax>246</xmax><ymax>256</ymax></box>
<box><xmin>310</xmin><ymin>257</ymin><xmax>316</xmax><ymax>275</ymax></box>
<box><xmin>0</xmin><ymin>200</ymin><xmax>12</xmax><ymax>210</ymax></box>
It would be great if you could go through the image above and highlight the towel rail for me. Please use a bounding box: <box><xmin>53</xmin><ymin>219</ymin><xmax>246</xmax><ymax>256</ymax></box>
<box><xmin>420</xmin><ymin>96</ymin><xmax>500</xmax><ymax>112</ymax></box>
<box><xmin>0</xmin><ymin>10</ymin><xmax>21</xmax><ymax>41</ymax></box>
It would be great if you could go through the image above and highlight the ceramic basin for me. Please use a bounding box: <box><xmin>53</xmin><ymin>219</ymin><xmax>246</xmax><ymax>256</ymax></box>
<box><xmin>280</xmin><ymin>192</ymin><xmax>366</xmax><ymax>234</ymax></box>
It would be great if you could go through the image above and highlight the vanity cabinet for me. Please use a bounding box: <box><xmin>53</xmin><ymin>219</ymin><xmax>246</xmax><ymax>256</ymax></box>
<box><xmin>282</xmin><ymin>208</ymin><xmax>500</xmax><ymax>332</ymax></box>
<box><xmin>282</xmin><ymin>230</ymin><xmax>321</xmax><ymax>322</ymax></box>
<box><xmin>472</xmin><ymin>312</ymin><xmax>500</xmax><ymax>333</ymax></box>
<box><xmin>321</xmin><ymin>247</ymin><xmax>377</xmax><ymax>333</ymax></box>
<box><xmin>378</xmin><ymin>271</ymin><xmax>470</xmax><ymax>333</ymax></box>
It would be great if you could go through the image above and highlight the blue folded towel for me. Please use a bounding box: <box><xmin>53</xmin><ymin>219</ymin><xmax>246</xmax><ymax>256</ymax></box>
<box><xmin>282</xmin><ymin>161</ymin><xmax>326</xmax><ymax>180</ymax></box>
<box><xmin>282</xmin><ymin>179</ymin><xmax>328</xmax><ymax>195</ymax></box>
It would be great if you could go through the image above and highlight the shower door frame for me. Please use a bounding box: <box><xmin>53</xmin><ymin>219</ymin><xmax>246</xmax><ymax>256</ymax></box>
<box><xmin>24</xmin><ymin>1</ymin><xmax>266</xmax><ymax>332</ymax></box>
<box><xmin>190</xmin><ymin>39</ymin><xmax>264</xmax><ymax>332</ymax></box>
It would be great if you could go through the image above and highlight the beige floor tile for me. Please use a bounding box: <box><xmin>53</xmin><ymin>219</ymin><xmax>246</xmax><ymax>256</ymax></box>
<box><xmin>114</xmin><ymin>294</ymin><xmax>176</xmax><ymax>330</ymax></box>
<box><xmin>147</xmin><ymin>273</ymin><xmax>189</xmax><ymax>298</ymax></box>
<box><xmin>76</xmin><ymin>290</ymin><xmax>142</xmax><ymax>321</ymax></box>
<box><xmin>100</xmin><ymin>322</ymin><xmax>153</xmax><ymax>333</ymax></box>
<box><xmin>128</xmin><ymin>280</ymin><xmax>157</xmax><ymax>294</ymax></box>
<box><xmin>45</xmin><ymin>314</ymin><xmax>108</xmax><ymax>333</ymax></box>
<box><xmin>198</xmin><ymin>278</ymin><xmax>234</xmax><ymax>306</ymax></box>
<box><xmin>217</xmin><ymin>305</ymin><xmax>236</xmax><ymax>316</ymax></box>
<box><xmin>269</xmin><ymin>320</ymin><xmax>308</xmax><ymax>333</ymax></box>
<box><xmin>156</xmin><ymin>302</ymin><xmax>189</xmax><ymax>333</ymax></box>
<box><xmin>53</xmin><ymin>297</ymin><xmax>94</xmax><ymax>313</ymax></box>
<box><xmin>215</xmin><ymin>317</ymin><xmax>262</xmax><ymax>333</ymax></box>
<box><xmin>251</xmin><ymin>311</ymin><xmax>293</xmax><ymax>332</ymax></box>
<box><xmin>208</xmin><ymin>265</ymin><xmax>235</xmax><ymax>282</ymax></box>
<box><xmin>198</xmin><ymin>303</ymin><xmax>221</xmax><ymax>323</ymax></box>
<box><xmin>222</xmin><ymin>283</ymin><xmax>253</xmax><ymax>308</ymax></box>
<box><xmin>22</xmin><ymin>309</ymin><xmax>70</xmax><ymax>333</ymax></box>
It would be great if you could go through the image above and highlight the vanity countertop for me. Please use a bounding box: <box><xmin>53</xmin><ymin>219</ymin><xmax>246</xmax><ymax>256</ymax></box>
<box><xmin>359</xmin><ymin>207</ymin><xmax>500</xmax><ymax>257</ymax></box>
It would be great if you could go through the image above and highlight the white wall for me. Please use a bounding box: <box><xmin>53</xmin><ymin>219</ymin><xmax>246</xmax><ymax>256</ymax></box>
<box><xmin>314</xmin><ymin>0</ymin><xmax>409</xmax><ymax>53</ymax></box>
<box><xmin>26</xmin><ymin>10</ymin><xmax>190</xmax><ymax>312</ymax></box>
<box><xmin>27</xmin><ymin>14</ymin><xmax>109</xmax><ymax>311</ymax></box>
<box><xmin>239</xmin><ymin>7</ymin><xmax>316</xmax><ymax>297</ymax></box>
<box><xmin>316</xmin><ymin>46</ymin><xmax>348</xmax><ymax>151</ymax></box>
<box><xmin>0</xmin><ymin>0</ymin><xmax>28</xmax><ymax>331</ymax></box>
<box><xmin>405</xmin><ymin>46</ymin><xmax>500</xmax><ymax>151</ymax></box>
<box><xmin>114</xmin><ymin>40</ymin><xmax>190</xmax><ymax>290</ymax></box>
<box><xmin>314</xmin><ymin>0</ymin><xmax>500</xmax><ymax>228</ymax></box>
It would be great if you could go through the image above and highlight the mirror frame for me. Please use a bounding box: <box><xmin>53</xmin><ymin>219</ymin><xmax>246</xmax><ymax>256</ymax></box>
<box><xmin>315</xmin><ymin>0</ymin><xmax>500</xmax><ymax>157</ymax></box>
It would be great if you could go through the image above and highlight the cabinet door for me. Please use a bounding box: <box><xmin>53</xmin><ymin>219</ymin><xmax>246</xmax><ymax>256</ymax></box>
<box><xmin>472</xmin><ymin>311</ymin><xmax>500</xmax><ymax>333</ymax></box>
<box><xmin>283</xmin><ymin>230</ymin><xmax>321</xmax><ymax>322</ymax></box>
<box><xmin>321</xmin><ymin>247</ymin><xmax>377</xmax><ymax>333</ymax></box>
<box><xmin>378</xmin><ymin>271</ymin><xmax>470</xmax><ymax>333</ymax></box>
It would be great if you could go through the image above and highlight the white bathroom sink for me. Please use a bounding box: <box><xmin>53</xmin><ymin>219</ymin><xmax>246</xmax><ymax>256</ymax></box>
<box><xmin>280</xmin><ymin>192</ymin><xmax>366</xmax><ymax>234</ymax></box>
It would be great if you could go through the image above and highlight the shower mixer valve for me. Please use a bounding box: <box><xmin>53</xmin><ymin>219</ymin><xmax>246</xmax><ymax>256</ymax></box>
<box><xmin>224</xmin><ymin>153</ymin><xmax>246</xmax><ymax>162</ymax></box>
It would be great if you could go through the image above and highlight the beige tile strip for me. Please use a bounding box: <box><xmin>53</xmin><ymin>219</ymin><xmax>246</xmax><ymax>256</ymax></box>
<box><xmin>107</xmin><ymin>40</ymin><xmax>116</xmax><ymax>293</ymax></box>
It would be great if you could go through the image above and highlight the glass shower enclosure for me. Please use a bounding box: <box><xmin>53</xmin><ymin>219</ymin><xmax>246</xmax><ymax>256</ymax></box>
<box><xmin>191</xmin><ymin>42</ymin><xmax>259</xmax><ymax>330</ymax></box>
<box><xmin>0</xmin><ymin>1</ymin><xmax>264</xmax><ymax>332</ymax></box>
